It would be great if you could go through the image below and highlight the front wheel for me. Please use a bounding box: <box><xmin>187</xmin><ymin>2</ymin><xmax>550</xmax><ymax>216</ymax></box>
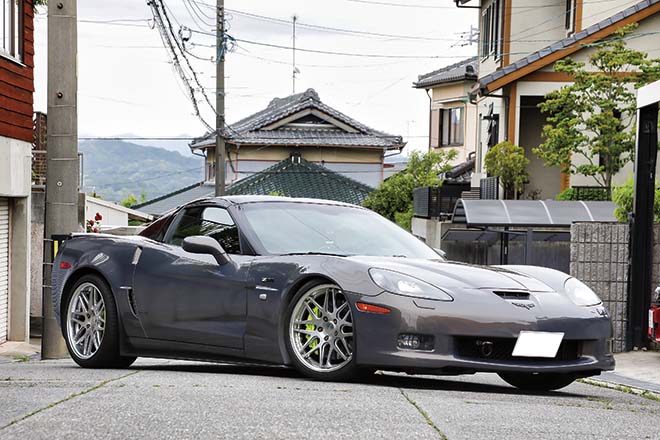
<box><xmin>62</xmin><ymin>274</ymin><xmax>136</xmax><ymax>369</ymax></box>
<box><xmin>498</xmin><ymin>372</ymin><xmax>576</xmax><ymax>391</ymax></box>
<box><xmin>286</xmin><ymin>282</ymin><xmax>358</xmax><ymax>381</ymax></box>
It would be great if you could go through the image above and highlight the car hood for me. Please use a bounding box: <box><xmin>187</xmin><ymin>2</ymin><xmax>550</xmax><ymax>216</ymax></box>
<box><xmin>346</xmin><ymin>256</ymin><xmax>557</xmax><ymax>292</ymax></box>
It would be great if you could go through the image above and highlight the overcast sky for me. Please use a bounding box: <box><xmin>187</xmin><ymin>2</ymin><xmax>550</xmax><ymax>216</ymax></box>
<box><xmin>33</xmin><ymin>0</ymin><xmax>477</xmax><ymax>155</ymax></box>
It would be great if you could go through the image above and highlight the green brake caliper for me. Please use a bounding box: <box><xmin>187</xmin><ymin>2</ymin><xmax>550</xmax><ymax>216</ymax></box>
<box><xmin>306</xmin><ymin>306</ymin><xmax>319</xmax><ymax>353</ymax></box>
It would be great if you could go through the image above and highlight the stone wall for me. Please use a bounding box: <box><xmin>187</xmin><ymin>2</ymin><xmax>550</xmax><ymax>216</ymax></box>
<box><xmin>570</xmin><ymin>223</ymin><xmax>631</xmax><ymax>352</ymax></box>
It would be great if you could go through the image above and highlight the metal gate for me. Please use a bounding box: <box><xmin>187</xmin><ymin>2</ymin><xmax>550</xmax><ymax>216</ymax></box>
<box><xmin>0</xmin><ymin>198</ymin><xmax>8</xmax><ymax>344</ymax></box>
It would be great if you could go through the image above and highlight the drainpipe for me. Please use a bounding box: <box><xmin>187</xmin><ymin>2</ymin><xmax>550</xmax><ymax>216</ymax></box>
<box><xmin>426</xmin><ymin>89</ymin><xmax>432</xmax><ymax>152</ymax></box>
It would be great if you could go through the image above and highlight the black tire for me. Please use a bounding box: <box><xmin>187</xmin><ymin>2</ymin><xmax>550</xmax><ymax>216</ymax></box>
<box><xmin>285</xmin><ymin>280</ymin><xmax>359</xmax><ymax>381</ymax></box>
<box><xmin>61</xmin><ymin>274</ymin><xmax>136</xmax><ymax>369</ymax></box>
<box><xmin>498</xmin><ymin>372</ymin><xmax>576</xmax><ymax>391</ymax></box>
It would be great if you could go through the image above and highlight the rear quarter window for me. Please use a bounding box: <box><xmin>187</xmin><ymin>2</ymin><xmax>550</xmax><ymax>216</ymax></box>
<box><xmin>139</xmin><ymin>213</ymin><xmax>176</xmax><ymax>242</ymax></box>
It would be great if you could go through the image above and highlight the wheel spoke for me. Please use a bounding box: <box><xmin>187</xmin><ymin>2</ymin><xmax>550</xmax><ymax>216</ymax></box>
<box><xmin>293</xmin><ymin>328</ymin><xmax>316</xmax><ymax>337</ymax></box>
<box><xmin>334</xmin><ymin>341</ymin><xmax>348</xmax><ymax>361</ymax></box>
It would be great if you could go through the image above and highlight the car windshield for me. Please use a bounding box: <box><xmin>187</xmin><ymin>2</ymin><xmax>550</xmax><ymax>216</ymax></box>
<box><xmin>240</xmin><ymin>202</ymin><xmax>440</xmax><ymax>259</ymax></box>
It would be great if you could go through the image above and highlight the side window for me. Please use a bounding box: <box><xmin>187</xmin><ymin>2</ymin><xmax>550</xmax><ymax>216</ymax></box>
<box><xmin>167</xmin><ymin>206</ymin><xmax>241</xmax><ymax>254</ymax></box>
<box><xmin>139</xmin><ymin>213</ymin><xmax>176</xmax><ymax>242</ymax></box>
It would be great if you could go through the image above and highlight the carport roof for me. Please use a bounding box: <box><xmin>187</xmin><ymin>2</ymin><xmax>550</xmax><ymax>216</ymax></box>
<box><xmin>452</xmin><ymin>199</ymin><xmax>617</xmax><ymax>228</ymax></box>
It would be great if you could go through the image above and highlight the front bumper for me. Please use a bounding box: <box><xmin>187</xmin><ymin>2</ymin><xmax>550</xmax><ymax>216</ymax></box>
<box><xmin>347</xmin><ymin>291</ymin><xmax>615</xmax><ymax>376</ymax></box>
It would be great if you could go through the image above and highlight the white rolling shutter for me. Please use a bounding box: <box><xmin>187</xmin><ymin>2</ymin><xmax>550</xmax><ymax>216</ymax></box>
<box><xmin>0</xmin><ymin>198</ymin><xmax>9</xmax><ymax>344</ymax></box>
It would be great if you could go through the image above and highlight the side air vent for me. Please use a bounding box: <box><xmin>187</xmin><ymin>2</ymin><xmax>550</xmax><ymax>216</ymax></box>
<box><xmin>120</xmin><ymin>286</ymin><xmax>139</xmax><ymax>317</ymax></box>
<box><xmin>493</xmin><ymin>291</ymin><xmax>530</xmax><ymax>300</ymax></box>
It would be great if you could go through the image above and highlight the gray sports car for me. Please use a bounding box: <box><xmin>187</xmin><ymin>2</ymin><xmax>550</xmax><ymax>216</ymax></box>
<box><xmin>52</xmin><ymin>196</ymin><xmax>614</xmax><ymax>391</ymax></box>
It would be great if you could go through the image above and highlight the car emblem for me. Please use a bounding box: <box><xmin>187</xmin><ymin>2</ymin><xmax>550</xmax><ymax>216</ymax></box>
<box><xmin>511</xmin><ymin>302</ymin><xmax>535</xmax><ymax>310</ymax></box>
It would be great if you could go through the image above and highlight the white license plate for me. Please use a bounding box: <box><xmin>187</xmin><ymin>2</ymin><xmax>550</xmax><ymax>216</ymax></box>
<box><xmin>512</xmin><ymin>331</ymin><xmax>564</xmax><ymax>358</ymax></box>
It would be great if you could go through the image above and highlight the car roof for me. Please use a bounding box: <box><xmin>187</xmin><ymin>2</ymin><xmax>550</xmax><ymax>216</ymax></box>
<box><xmin>193</xmin><ymin>195</ymin><xmax>362</xmax><ymax>209</ymax></box>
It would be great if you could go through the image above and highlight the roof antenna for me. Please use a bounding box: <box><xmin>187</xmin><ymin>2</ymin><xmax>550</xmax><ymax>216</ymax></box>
<box><xmin>292</xmin><ymin>14</ymin><xmax>299</xmax><ymax>95</ymax></box>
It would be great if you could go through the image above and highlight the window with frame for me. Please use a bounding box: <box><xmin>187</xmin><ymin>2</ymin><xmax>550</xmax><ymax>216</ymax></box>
<box><xmin>167</xmin><ymin>206</ymin><xmax>241</xmax><ymax>254</ymax></box>
<box><xmin>481</xmin><ymin>0</ymin><xmax>503</xmax><ymax>60</ymax></box>
<box><xmin>565</xmin><ymin>0</ymin><xmax>577</xmax><ymax>34</ymax></box>
<box><xmin>440</xmin><ymin>107</ymin><xmax>464</xmax><ymax>146</ymax></box>
<box><xmin>1</xmin><ymin>0</ymin><xmax>23</xmax><ymax>61</ymax></box>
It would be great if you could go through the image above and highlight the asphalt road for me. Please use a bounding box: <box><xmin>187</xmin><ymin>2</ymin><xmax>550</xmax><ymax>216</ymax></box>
<box><xmin>0</xmin><ymin>358</ymin><xmax>658</xmax><ymax>440</ymax></box>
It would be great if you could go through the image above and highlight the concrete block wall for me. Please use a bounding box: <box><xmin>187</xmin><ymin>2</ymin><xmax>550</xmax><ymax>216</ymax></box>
<box><xmin>570</xmin><ymin>222</ymin><xmax>660</xmax><ymax>352</ymax></box>
<box><xmin>570</xmin><ymin>223</ymin><xmax>630</xmax><ymax>352</ymax></box>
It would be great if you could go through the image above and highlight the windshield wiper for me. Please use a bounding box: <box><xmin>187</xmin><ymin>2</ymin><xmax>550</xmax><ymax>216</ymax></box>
<box><xmin>281</xmin><ymin>252</ymin><xmax>350</xmax><ymax>257</ymax></box>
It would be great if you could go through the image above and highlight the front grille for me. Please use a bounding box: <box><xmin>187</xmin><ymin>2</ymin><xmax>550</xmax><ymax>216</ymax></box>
<box><xmin>493</xmin><ymin>291</ymin><xmax>530</xmax><ymax>300</ymax></box>
<box><xmin>455</xmin><ymin>336</ymin><xmax>581</xmax><ymax>362</ymax></box>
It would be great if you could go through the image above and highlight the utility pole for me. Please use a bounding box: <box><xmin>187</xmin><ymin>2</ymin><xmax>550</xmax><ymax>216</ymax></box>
<box><xmin>292</xmin><ymin>15</ymin><xmax>298</xmax><ymax>94</ymax></box>
<box><xmin>43</xmin><ymin>0</ymin><xmax>78</xmax><ymax>358</ymax></box>
<box><xmin>214</xmin><ymin>0</ymin><xmax>226</xmax><ymax>196</ymax></box>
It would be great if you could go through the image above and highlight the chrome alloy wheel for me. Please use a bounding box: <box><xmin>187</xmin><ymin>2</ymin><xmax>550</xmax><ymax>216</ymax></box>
<box><xmin>289</xmin><ymin>284</ymin><xmax>354</xmax><ymax>372</ymax></box>
<box><xmin>66</xmin><ymin>282</ymin><xmax>106</xmax><ymax>360</ymax></box>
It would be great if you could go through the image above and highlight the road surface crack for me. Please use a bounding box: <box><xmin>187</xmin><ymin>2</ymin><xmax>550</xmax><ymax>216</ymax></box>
<box><xmin>399</xmin><ymin>388</ymin><xmax>448</xmax><ymax>439</ymax></box>
<box><xmin>0</xmin><ymin>369</ymin><xmax>141</xmax><ymax>431</ymax></box>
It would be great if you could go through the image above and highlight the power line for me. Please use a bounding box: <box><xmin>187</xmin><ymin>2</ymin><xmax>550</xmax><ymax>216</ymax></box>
<box><xmin>148</xmin><ymin>0</ymin><xmax>213</xmax><ymax>130</ymax></box>
<box><xmin>80</xmin><ymin>136</ymin><xmax>197</xmax><ymax>140</ymax></box>
<box><xmin>342</xmin><ymin>0</ymin><xmax>454</xmax><ymax>9</ymax></box>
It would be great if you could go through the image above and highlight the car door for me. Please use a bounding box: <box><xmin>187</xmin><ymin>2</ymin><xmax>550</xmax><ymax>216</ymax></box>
<box><xmin>133</xmin><ymin>205</ymin><xmax>250</xmax><ymax>349</ymax></box>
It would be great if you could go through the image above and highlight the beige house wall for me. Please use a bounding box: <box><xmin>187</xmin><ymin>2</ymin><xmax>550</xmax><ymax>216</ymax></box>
<box><xmin>507</xmin><ymin>1</ymin><xmax>565</xmax><ymax>66</ymax></box>
<box><xmin>429</xmin><ymin>81</ymin><xmax>478</xmax><ymax>166</ymax></box>
<box><xmin>581</xmin><ymin>0</ymin><xmax>639</xmax><ymax>29</ymax></box>
<box><xmin>204</xmin><ymin>145</ymin><xmax>383</xmax><ymax>164</ymax></box>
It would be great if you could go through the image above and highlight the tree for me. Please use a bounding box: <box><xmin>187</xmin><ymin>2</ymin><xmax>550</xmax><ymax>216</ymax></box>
<box><xmin>484</xmin><ymin>141</ymin><xmax>529</xmax><ymax>199</ymax></box>
<box><xmin>535</xmin><ymin>25</ymin><xmax>660</xmax><ymax>189</ymax></box>
<box><xmin>362</xmin><ymin>149</ymin><xmax>456</xmax><ymax>229</ymax></box>
<box><xmin>121</xmin><ymin>194</ymin><xmax>139</xmax><ymax>208</ymax></box>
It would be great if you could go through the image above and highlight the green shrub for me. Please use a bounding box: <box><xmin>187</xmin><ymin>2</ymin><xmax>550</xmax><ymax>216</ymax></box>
<box><xmin>555</xmin><ymin>187</ymin><xmax>610</xmax><ymax>201</ymax></box>
<box><xmin>612</xmin><ymin>178</ymin><xmax>660</xmax><ymax>222</ymax></box>
<box><xmin>484</xmin><ymin>141</ymin><xmax>529</xmax><ymax>199</ymax></box>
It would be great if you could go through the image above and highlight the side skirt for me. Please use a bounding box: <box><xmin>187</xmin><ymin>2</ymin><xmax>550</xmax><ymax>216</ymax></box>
<box><xmin>123</xmin><ymin>336</ymin><xmax>280</xmax><ymax>366</ymax></box>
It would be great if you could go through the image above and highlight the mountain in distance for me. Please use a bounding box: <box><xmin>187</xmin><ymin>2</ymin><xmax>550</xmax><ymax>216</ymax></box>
<box><xmin>79</xmin><ymin>140</ymin><xmax>204</xmax><ymax>203</ymax></box>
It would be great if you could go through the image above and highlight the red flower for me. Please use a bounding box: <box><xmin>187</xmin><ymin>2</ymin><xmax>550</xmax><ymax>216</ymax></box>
<box><xmin>88</xmin><ymin>219</ymin><xmax>95</xmax><ymax>226</ymax></box>
<box><xmin>95</xmin><ymin>212</ymin><xmax>103</xmax><ymax>221</ymax></box>
<box><xmin>92</xmin><ymin>227</ymin><xmax>99</xmax><ymax>233</ymax></box>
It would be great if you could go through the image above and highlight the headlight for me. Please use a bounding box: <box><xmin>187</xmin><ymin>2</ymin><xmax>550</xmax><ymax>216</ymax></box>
<box><xmin>368</xmin><ymin>268</ymin><xmax>453</xmax><ymax>301</ymax></box>
<box><xmin>564</xmin><ymin>277</ymin><xmax>601</xmax><ymax>306</ymax></box>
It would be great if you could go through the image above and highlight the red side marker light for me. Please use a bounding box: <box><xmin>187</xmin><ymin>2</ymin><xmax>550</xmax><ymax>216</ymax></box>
<box><xmin>59</xmin><ymin>261</ymin><xmax>72</xmax><ymax>269</ymax></box>
<box><xmin>356</xmin><ymin>302</ymin><xmax>391</xmax><ymax>314</ymax></box>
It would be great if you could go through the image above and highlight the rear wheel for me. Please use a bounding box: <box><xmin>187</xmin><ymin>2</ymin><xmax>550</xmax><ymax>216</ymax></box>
<box><xmin>498</xmin><ymin>372</ymin><xmax>576</xmax><ymax>391</ymax></box>
<box><xmin>62</xmin><ymin>274</ymin><xmax>136</xmax><ymax>369</ymax></box>
<box><xmin>286</xmin><ymin>282</ymin><xmax>357</xmax><ymax>381</ymax></box>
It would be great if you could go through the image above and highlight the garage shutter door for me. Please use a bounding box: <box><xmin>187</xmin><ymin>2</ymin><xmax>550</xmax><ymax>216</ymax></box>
<box><xmin>0</xmin><ymin>198</ymin><xmax>8</xmax><ymax>344</ymax></box>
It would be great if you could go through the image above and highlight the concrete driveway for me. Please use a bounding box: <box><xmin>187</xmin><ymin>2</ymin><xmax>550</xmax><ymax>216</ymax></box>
<box><xmin>0</xmin><ymin>358</ymin><xmax>658</xmax><ymax>439</ymax></box>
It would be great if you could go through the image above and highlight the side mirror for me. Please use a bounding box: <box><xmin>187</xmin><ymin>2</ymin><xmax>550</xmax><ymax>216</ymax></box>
<box><xmin>182</xmin><ymin>236</ymin><xmax>232</xmax><ymax>265</ymax></box>
<box><xmin>433</xmin><ymin>248</ymin><xmax>447</xmax><ymax>259</ymax></box>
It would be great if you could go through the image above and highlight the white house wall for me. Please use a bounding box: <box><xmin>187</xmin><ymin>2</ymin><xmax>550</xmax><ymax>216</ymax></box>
<box><xmin>85</xmin><ymin>200</ymin><xmax>129</xmax><ymax>227</ymax></box>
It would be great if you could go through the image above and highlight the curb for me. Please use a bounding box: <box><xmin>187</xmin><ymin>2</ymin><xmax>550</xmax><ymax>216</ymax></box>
<box><xmin>580</xmin><ymin>374</ymin><xmax>660</xmax><ymax>401</ymax></box>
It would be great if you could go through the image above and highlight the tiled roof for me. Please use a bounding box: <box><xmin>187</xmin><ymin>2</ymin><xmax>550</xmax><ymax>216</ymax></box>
<box><xmin>413</xmin><ymin>57</ymin><xmax>478</xmax><ymax>89</ymax></box>
<box><xmin>133</xmin><ymin>181</ymin><xmax>214</xmax><ymax>216</ymax></box>
<box><xmin>442</xmin><ymin>157</ymin><xmax>475</xmax><ymax>184</ymax></box>
<box><xmin>478</xmin><ymin>0</ymin><xmax>660</xmax><ymax>92</ymax></box>
<box><xmin>226</xmin><ymin>156</ymin><xmax>373</xmax><ymax>205</ymax></box>
<box><xmin>191</xmin><ymin>88</ymin><xmax>404</xmax><ymax>150</ymax></box>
